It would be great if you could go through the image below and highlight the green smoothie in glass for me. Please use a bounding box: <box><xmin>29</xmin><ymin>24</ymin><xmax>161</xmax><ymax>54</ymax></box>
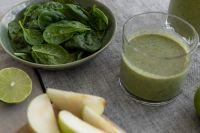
<box><xmin>120</xmin><ymin>12</ymin><xmax>198</xmax><ymax>105</ymax></box>
<box><xmin>120</xmin><ymin>32</ymin><xmax>189</xmax><ymax>102</ymax></box>
<box><xmin>169</xmin><ymin>0</ymin><xmax>200</xmax><ymax>34</ymax></box>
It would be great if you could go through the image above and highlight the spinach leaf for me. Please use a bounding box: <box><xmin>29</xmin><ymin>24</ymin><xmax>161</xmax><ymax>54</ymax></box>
<box><xmin>63</xmin><ymin>31</ymin><xmax>101</xmax><ymax>52</ymax></box>
<box><xmin>24</xmin><ymin>4</ymin><xmax>39</xmax><ymax>16</ymax></box>
<box><xmin>24</xmin><ymin>7</ymin><xmax>47</xmax><ymax>29</ymax></box>
<box><xmin>11</xmin><ymin>37</ymin><xmax>32</xmax><ymax>60</ymax></box>
<box><xmin>8</xmin><ymin>23</ymin><xmax>31</xmax><ymax>53</ymax></box>
<box><xmin>11</xmin><ymin>34</ymin><xmax>24</xmax><ymax>48</ymax></box>
<box><xmin>42</xmin><ymin>2</ymin><xmax>64</xmax><ymax>10</ymax></box>
<box><xmin>77</xmin><ymin>51</ymin><xmax>84</xmax><ymax>60</ymax></box>
<box><xmin>19</xmin><ymin>21</ymin><xmax>44</xmax><ymax>45</ymax></box>
<box><xmin>68</xmin><ymin>51</ymin><xmax>84</xmax><ymax>61</ymax></box>
<box><xmin>29</xmin><ymin>7</ymin><xmax>43</xmax><ymax>20</ymax></box>
<box><xmin>12</xmin><ymin>41</ymin><xmax>31</xmax><ymax>54</ymax></box>
<box><xmin>25</xmin><ymin>5</ymin><xmax>64</xmax><ymax>29</ymax></box>
<box><xmin>23</xmin><ymin>5</ymin><xmax>44</xmax><ymax>29</ymax></box>
<box><xmin>26</xmin><ymin>19</ymin><xmax>40</xmax><ymax>29</ymax></box>
<box><xmin>31</xmin><ymin>44</ymin><xmax>70</xmax><ymax>64</ymax></box>
<box><xmin>12</xmin><ymin>41</ymin><xmax>32</xmax><ymax>54</ymax></box>
<box><xmin>22</xmin><ymin>4</ymin><xmax>39</xmax><ymax>24</ymax></box>
<box><xmin>53</xmin><ymin>0</ymin><xmax>76</xmax><ymax>4</ymax></box>
<box><xmin>43</xmin><ymin>20</ymin><xmax>91</xmax><ymax>45</ymax></box>
<box><xmin>8</xmin><ymin>21</ymin><xmax>21</xmax><ymax>39</ymax></box>
<box><xmin>89</xmin><ymin>5</ymin><xmax>108</xmax><ymax>31</ymax></box>
<box><xmin>96</xmin><ymin>30</ymin><xmax>106</xmax><ymax>41</ymax></box>
<box><xmin>61</xmin><ymin>4</ymin><xmax>89</xmax><ymax>24</ymax></box>
<box><xmin>14</xmin><ymin>52</ymin><xmax>34</xmax><ymax>62</ymax></box>
<box><xmin>38</xmin><ymin>10</ymin><xmax>66</xmax><ymax>29</ymax></box>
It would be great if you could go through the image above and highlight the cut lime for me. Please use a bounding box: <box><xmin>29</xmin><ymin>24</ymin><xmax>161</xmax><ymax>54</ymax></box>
<box><xmin>194</xmin><ymin>87</ymin><xmax>200</xmax><ymax>116</ymax></box>
<box><xmin>0</xmin><ymin>68</ymin><xmax>32</xmax><ymax>103</ymax></box>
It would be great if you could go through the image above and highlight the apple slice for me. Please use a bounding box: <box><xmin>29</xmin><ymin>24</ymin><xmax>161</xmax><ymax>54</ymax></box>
<box><xmin>82</xmin><ymin>107</ymin><xmax>126</xmax><ymax>133</ymax></box>
<box><xmin>27</xmin><ymin>94</ymin><xmax>60</xmax><ymax>133</ymax></box>
<box><xmin>47</xmin><ymin>88</ymin><xmax>106</xmax><ymax>117</ymax></box>
<box><xmin>58</xmin><ymin>110</ymin><xmax>105</xmax><ymax>133</ymax></box>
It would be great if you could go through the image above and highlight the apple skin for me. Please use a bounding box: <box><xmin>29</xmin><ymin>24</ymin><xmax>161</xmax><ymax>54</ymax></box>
<box><xmin>82</xmin><ymin>107</ymin><xmax>126</xmax><ymax>133</ymax></box>
<box><xmin>27</xmin><ymin>94</ymin><xmax>60</xmax><ymax>133</ymax></box>
<box><xmin>58</xmin><ymin>111</ymin><xmax>78</xmax><ymax>133</ymax></box>
<box><xmin>47</xmin><ymin>88</ymin><xmax>106</xmax><ymax>117</ymax></box>
<box><xmin>58</xmin><ymin>110</ymin><xmax>105</xmax><ymax>133</ymax></box>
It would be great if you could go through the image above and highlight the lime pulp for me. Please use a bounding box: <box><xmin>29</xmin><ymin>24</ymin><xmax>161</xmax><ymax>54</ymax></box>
<box><xmin>0</xmin><ymin>67</ymin><xmax>32</xmax><ymax>103</ymax></box>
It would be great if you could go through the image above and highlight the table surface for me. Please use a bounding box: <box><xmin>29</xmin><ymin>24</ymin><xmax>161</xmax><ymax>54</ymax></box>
<box><xmin>1</xmin><ymin>0</ymin><xmax>200</xmax><ymax>133</ymax></box>
<box><xmin>0</xmin><ymin>1</ymin><xmax>43</xmax><ymax>133</ymax></box>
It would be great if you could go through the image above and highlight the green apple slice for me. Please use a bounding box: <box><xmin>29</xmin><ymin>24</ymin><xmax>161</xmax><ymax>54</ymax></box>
<box><xmin>47</xmin><ymin>88</ymin><xmax>106</xmax><ymax>117</ymax></box>
<box><xmin>58</xmin><ymin>110</ymin><xmax>105</xmax><ymax>133</ymax></box>
<box><xmin>82</xmin><ymin>107</ymin><xmax>126</xmax><ymax>133</ymax></box>
<box><xmin>27</xmin><ymin>94</ymin><xmax>60</xmax><ymax>133</ymax></box>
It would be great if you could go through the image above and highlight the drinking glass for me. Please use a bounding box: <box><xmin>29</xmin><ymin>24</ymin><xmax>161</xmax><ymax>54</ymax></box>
<box><xmin>120</xmin><ymin>12</ymin><xmax>199</xmax><ymax>105</ymax></box>
<box><xmin>169</xmin><ymin>0</ymin><xmax>200</xmax><ymax>34</ymax></box>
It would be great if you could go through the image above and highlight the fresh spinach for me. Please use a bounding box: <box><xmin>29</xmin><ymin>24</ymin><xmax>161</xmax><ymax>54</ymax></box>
<box><xmin>68</xmin><ymin>51</ymin><xmax>85</xmax><ymax>61</ymax></box>
<box><xmin>12</xmin><ymin>40</ymin><xmax>31</xmax><ymax>54</ymax></box>
<box><xmin>11</xmin><ymin>34</ymin><xmax>26</xmax><ymax>49</ymax></box>
<box><xmin>53</xmin><ymin>0</ymin><xmax>77</xmax><ymax>4</ymax></box>
<box><xmin>96</xmin><ymin>30</ymin><xmax>106</xmax><ymax>41</ymax></box>
<box><xmin>23</xmin><ymin>4</ymin><xmax>39</xmax><ymax>17</ymax></box>
<box><xmin>38</xmin><ymin>10</ymin><xmax>66</xmax><ymax>29</ymax></box>
<box><xmin>63</xmin><ymin>31</ymin><xmax>101</xmax><ymax>52</ymax></box>
<box><xmin>8</xmin><ymin>1</ymin><xmax>109</xmax><ymax>65</ymax></box>
<box><xmin>42</xmin><ymin>2</ymin><xmax>64</xmax><ymax>10</ymax></box>
<box><xmin>27</xmin><ymin>2</ymin><xmax>65</xmax><ymax>29</ymax></box>
<box><xmin>89</xmin><ymin>5</ymin><xmax>108</xmax><ymax>31</ymax></box>
<box><xmin>29</xmin><ymin>6</ymin><xmax>43</xmax><ymax>20</ymax></box>
<box><xmin>22</xmin><ymin>4</ymin><xmax>39</xmax><ymax>24</ymax></box>
<box><xmin>31</xmin><ymin>44</ymin><xmax>69</xmax><ymax>64</ymax></box>
<box><xmin>12</xmin><ymin>41</ymin><xmax>32</xmax><ymax>54</ymax></box>
<box><xmin>76</xmin><ymin>51</ymin><xmax>84</xmax><ymax>60</ymax></box>
<box><xmin>8</xmin><ymin>22</ymin><xmax>31</xmax><ymax>53</ymax></box>
<box><xmin>8</xmin><ymin>21</ymin><xmax>21</xmax><ymax>39</ymax></box>
<box><xmin>61</xmin><ymin>4</ymin><xmax>89</xmax><ymax>24</ymax></box>
<box><xmin>25</xmin><ymin>7</ymin><xmax>44</xmax><ymax>29</ymax></box>
<box><xmin>14</xmin><ymin>52</ymin><xmax>34</xmax><ymax>62</ymax></box>
<box><xmin>19</xmin><ymin>21</ymin><xmax>44</xmax><ymax>45</ymax></box>
<box><xmin>26</xmin><ymin>19</ymin><xmax>40</xmax><ymax>29</ymax></box>
<box><xmin>43</xmin><ymin>20</ymin><xmax>91</xmax><ymax>45</ymax></box>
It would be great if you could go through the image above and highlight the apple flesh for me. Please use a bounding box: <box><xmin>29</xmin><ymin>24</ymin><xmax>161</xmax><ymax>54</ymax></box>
<box><xmin>47</xmin><ymin>88</ymin><xmax>106</xmax><ymax>117</ymax></box>
<box><xmin>27</xmin><ymin>94</ymin><xmax>60</xmax><ymax>133</ymax></box>
<box><xmin>82</xmin><ymin>107</ymin><xmax>126</xmax><ymax>133</ymax></box>
<box><xmin>58</xmin><ymin>110</ymin><xmax>105</xmax><ymax>133</ymax></box>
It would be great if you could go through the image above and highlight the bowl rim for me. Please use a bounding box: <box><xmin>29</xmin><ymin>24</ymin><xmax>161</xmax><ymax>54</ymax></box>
<box><xmin>0</xmin><ymin>0</ymin><xmax>117</xmax><ymax>68</ymax></box>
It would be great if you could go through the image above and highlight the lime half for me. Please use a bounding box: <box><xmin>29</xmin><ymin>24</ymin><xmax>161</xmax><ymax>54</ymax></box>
<box><xmin>0</xmin><ymin>68</ymin><xmax>32</xmax><ymax>103</ymax></box>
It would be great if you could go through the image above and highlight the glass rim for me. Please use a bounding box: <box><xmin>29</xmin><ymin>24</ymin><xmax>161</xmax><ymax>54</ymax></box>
<box><xmin>123</xmin><ymin>12</ymin><xmax>199</xmax><ymax>59</ymax></box>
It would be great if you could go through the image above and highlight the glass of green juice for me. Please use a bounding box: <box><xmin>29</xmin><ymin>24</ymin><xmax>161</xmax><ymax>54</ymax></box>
<box><xmin>168</xmin><ymin>0</ymin><xmax>200</xmax><ymax>34</ymax></box>
<box><xmin>120</xmin><ymin>12</ymin><xmax>199</xmax><ymax>105</ymax></box>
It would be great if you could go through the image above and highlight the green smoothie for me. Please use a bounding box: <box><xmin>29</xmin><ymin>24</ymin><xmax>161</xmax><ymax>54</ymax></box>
<box><xmin>120</xmin><ymin>32</ymin><xmax>190</xmax><ymax>102</ymax></box>
<box><xmin>169</xmin><ymin>0</ymin><xmax>200</xmax><ymax>34</ymax></box>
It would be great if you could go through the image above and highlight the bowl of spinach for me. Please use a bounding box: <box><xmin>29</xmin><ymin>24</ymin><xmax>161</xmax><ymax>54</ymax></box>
<box><xmin>0</xmin><ymin>0</ymin><xmax>116</xmax><ymax>69</ymax></box>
